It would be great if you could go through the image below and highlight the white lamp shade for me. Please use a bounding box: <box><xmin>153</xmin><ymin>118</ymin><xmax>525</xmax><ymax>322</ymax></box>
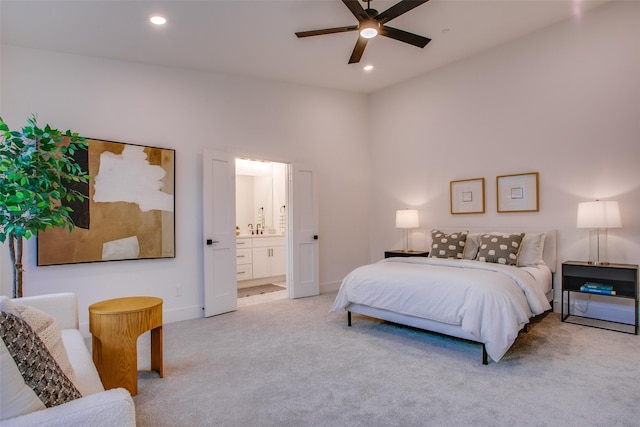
<box><xmin>577</xmin><ymin>201</ymin><xmax>622</xmax><ymax>229</ymax></box>
<box><xmin>395</xmin><ymin>209</ymin><xmax>419</xmax><ymax>229</ymax></box>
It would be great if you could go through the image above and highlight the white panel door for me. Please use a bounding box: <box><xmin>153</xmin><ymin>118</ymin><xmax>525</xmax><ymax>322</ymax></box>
<box><xmin>288</xmin><ymin>164</ymin><xmax>319</xmax><ymax>298</ymax></box>
<box><xmin>202</xmin><ymin>149</ymin><xmax>237</xmax><ymax>317</ymax></box>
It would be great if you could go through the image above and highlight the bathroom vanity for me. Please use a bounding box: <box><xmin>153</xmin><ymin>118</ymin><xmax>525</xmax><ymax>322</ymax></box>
<box><xmin>236</xmin><ymin>235</ymin><xmax>286</xmax><ymax>284</ymax></box>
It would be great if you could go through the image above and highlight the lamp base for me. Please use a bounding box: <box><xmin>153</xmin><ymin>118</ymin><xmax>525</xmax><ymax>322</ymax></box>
<box><xmin>587</xmin><ymin>229</ymin><xmax>610</xmax><ymax>267</ymax></box>
<box><xmin>588</xmin><ymin>260</ymin><xmax>611</xmax><ymax>266</ymax></box>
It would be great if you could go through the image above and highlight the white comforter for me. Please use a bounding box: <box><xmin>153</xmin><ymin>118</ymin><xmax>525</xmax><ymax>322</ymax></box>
<box><xmin>330</xmin><ymin>257</ymin><xmax>552</xmax><ymax>362</ymax></box>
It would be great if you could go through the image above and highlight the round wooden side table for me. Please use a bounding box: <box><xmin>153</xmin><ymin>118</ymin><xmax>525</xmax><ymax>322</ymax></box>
<box><xmin>89</xmin><ymin>296</ymin><xmax>163</xmax><ymax>396</ymax></box>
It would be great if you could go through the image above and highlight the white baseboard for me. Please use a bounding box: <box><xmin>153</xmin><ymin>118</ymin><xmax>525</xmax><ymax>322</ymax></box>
<box><xmin>320</xmin><ymin>281</ymin><xmax>341</xmax><ymax>294</ymax></box>
<box><xmin>79</xmin><ymin>304</ymin><xmax>203</xmax><ymax>338</ymax></box>
<box><xmin>163</xmin><ymin>305</ymin><xmax>205</xmax><ymax>324</ymax></box>
<box><xmin>79</xmin><ymin>285</ymin><xmax>340</xmax><ymax>339</ymax></box>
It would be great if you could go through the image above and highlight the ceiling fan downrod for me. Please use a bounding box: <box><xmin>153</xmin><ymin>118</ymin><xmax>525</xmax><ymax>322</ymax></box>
<box><xmin>360</xmin><ymin>0</ymin><xmax>379</xmax><ymax>38</ymax></box>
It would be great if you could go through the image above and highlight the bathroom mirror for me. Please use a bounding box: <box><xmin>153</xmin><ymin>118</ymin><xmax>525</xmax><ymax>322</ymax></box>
<box><xmin>236</xmin><ymin>175</ymin><xmax>273</xmax><ymax>233</ymax></box>
<box><xmin>235</xmin><ymin>159</ymin><xmax>286</xmax><ymax>235</ymax></box>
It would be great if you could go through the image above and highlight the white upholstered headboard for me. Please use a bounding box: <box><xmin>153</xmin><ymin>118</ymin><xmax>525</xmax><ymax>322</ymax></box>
<box><xmin>433</xmin><ymin>228</ymin><xmax>557</xmax><ymax>273</ymax></box>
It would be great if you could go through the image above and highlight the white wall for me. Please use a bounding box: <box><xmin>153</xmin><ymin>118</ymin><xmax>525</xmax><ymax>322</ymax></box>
<box><xmin>0</xmin><ymin>46</ymin><xmax>372</xmax><ymax>332</ymax></box>
<box><xmin>369</xmin><ymin>2</ymin><xmax>640</xmax><ymax>321</ymax></box>
<box><xmin>2</xmin><ymin>2</ymin><xmax>638</xmax><ymax>330</ymax></box>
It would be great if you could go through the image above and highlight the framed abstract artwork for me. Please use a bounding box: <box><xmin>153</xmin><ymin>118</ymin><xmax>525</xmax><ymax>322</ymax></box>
<box><xmin>497</xmin><ymin>172</ymin><xmax>539</xmax><ymax>213</ymax></box>
<box><xmin>450</xmin><ymin>178</ymin><xmax>485</xmax><ymax>214</ymax></box>
<box><xmin>37</xmin><ymin>139</ymin><xmax>175</xmax><ymax>266</ymax></box>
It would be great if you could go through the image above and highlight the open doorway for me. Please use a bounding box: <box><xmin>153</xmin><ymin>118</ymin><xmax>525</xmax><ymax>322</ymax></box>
<box><xmin>235</xmin><ymin>158</ymin><xmax>288</xmax><ymax>307</ymax></box>
<box><xmin>202</xmin><ymin>150</ymin><xmax>319</xmax><ymax>317</ymax></box>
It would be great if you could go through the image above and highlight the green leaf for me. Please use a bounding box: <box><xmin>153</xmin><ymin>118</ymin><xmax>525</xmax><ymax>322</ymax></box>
<box><xmin>0</xmin><ymin>115</ymin><xmax>88</xmax><ymax>249</ymax></box>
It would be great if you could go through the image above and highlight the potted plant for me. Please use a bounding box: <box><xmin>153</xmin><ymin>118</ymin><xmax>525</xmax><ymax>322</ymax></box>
<box><xmin>0</xmin><ymin>115</ymin><xmax>89</xmax><ymax>297</ymax></box>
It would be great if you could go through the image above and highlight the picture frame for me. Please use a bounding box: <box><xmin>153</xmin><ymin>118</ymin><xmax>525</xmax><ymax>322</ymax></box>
<box><xmin>37</xmin><ymin>138</ymin><xmax>175</xmax><ymax>266</ymax></box>
<box><xmin>450</xmin><ymin>178</ymin><xmax>485</xmax><ymax>214</ymax></box>
<box><xmin>497</xmin><ymin>172</ymin><xmax>539</xmax><ymax>213</ymax></box>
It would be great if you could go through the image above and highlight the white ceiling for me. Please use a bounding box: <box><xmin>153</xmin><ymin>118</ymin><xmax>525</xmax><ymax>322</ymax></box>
<box><xmin>1</xmin><ymin>0</ymin><xmax>609</xmax><ymax>94</ymax></box>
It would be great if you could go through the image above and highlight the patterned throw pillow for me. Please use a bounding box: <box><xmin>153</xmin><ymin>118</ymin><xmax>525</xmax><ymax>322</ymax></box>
<box><xmin>429</xmin><ymin>229</ymin><xmax>468</xmax><ymax>259</ymax></box>
<box><xmin>0</xmin><ymin>311</ymin><xmax>82</xmax><ymax>410</ymax></box>
<box><xmin>0</xmin><ymin>297</ymin><xmax>76</xmax><ymax>384</ymax></box>
<box><xmin>476</xmin><ymin>233</ymin><xmax>525</xmax><ymax>265</ymax></box>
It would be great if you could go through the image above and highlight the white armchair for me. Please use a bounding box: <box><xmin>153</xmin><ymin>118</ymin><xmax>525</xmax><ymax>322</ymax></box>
<box><xmin>1</xmin><ymin>293</ymin><xmax>136</xmax><ymax>426</ymax></box>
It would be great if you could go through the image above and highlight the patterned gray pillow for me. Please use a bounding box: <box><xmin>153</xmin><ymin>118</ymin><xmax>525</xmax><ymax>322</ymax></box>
<box><xmin>476</xmin><ymin>233</ymin><xmax>525</xmax><ymax>265</ymax></box>
<box><xmin>429</xmin><ymin>229</ymin><xmax>468</xmax><ymax>259</ymax></box>
<box><xmin>0</xmin><ymin>311</ymin><xmax>82</xmax><ymax>408</ymax></box>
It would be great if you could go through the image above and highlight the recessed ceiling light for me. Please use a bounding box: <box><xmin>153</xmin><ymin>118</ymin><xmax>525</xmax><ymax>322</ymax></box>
<box><xmin>363</xmin><ymin>65</ymin><xmax>374</xmax><ymax>71</ymax></box>
<box><xmin>150</xmin><ymin>16</ymin><xmax>167</xmax><ymax>25</ymax></box>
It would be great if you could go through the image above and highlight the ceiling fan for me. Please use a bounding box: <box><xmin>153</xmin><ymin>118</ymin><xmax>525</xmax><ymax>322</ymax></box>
<box><xmin>295</xmin><ymin>0</ymin><xmax>431</xmax><ymax>64</ymax></box>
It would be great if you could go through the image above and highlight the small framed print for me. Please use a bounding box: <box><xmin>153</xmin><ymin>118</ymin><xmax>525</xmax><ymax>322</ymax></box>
<box><xmin>450</xmin><ymin>178</ymin><xmax>485</xmax><ymax>214</ymax></box>
<box><xmin>497</xmin><ymin>172</ymin><xmax>539</xmax><ymax>212</ymax></box>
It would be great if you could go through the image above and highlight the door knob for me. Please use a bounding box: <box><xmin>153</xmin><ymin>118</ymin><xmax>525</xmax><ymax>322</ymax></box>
<box><xmin>313</xmin><ymin>235</ymin><xmax>319</xmax><ymax>240</ymax></box>
<box><xmin>206</xmin><ymin>239</ymin><xmax>220</xmax><ymax>245</ymax></box>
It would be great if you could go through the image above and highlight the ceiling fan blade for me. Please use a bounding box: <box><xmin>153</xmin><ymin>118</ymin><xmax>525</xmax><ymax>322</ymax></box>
<box><xmin>342</xmin><ymin>0</ymin><xmax>369</xmax><ymax>22</ymax></box>
<box><xmin>348</xmin><ymin>37</ymin><xmax>368</xmax><ymax>64</ymax></box>
<box><xmin>376</xmin><ymin>0</ymin><xmax>430</xmax><ymax>24</ymax></box>
<box><xmin>380</xmin><ymin>26</ymin><xmax>431</xmax><ymax>48</ymax></box>
<box><xmin>296</xmin><ymin>26</ymin><xmax>358</xmax><ymax>38</ymax></box>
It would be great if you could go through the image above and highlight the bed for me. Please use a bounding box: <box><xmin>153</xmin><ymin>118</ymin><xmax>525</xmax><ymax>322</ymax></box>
<box><xmin>331</xmin><ymin>229</ymin><xmax>556</xmax><ymax>364</ymax></box>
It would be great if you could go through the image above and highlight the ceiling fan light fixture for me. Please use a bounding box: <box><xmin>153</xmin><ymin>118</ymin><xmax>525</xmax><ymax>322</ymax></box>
<box><xmin>295</xmin><ymin>0</ymin><xmax>430</xmax><ymax>64</ymax></box>
<box><xmin>359</xmin><ymin>21</ymin><xmax>379</xmax><ymax>39</ymax></box>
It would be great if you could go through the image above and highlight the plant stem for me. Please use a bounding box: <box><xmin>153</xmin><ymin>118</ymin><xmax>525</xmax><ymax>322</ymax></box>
<box><xmin>17</xmin><ymin>237</ymin><xmax>23</xmax><ymax>298</ymax></box>
<box><xmin>8</xmin><ymin>234</ymin><xmax>23</xmax><ymax>298</ymax></box>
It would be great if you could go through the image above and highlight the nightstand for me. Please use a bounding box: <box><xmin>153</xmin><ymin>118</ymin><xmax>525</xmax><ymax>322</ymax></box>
<box><xmin>384</xmin><ymin>250</ymin><xmax>429</xmax><ymax>258</ymax></box>
<box><xmin>561</xmin><ymin>261</ymin><xmax>638</xmax><ymax>334</ymax></box>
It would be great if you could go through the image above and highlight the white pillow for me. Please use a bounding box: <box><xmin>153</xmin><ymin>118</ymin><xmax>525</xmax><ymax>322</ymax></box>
<box><xmin>0</xmin><ymin>339</ymin><xmax>46</xmax><ymax>419</ymax></box>
<box><xmin>518</xmin><ymin>233</ymin><xmax>547</xmax><ymax>267</ymax></box>
<box><xmin>463</xmin><ymin>233</ymin><xmax>481</xmax><ymax>260</ymax></box>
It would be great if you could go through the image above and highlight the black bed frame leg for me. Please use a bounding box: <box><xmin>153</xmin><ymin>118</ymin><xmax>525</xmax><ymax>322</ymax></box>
<box><xmin>482</xmin><ymin>344</ymin><xmax>488</xmax><ymax>365</ymax></box>
<box><xmin>347</xmin><ymin>311</ymin><xmax>352</xmax><ymax>326</ymax></box>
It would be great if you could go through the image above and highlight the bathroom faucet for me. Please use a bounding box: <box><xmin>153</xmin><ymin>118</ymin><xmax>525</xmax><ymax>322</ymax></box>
<box><xmin>256</xmin><ymin>224</ymin><xmax>263</xmax><ymax>235</ymax></box>
<box><xmin>247</xmin><ymin>223</ymin><xmax>254</xmax><ymax>235</ymax></box>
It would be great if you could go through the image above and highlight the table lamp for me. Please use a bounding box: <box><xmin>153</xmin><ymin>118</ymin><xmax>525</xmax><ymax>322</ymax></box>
<box><xmin>576</xmin><ymin>200</ymin><xmax>622</xmax><ymax>265</ymax></box>
<box><xmin>395</xmin><ymin>209</ymin><xmax>419</xmax><ymax>252</ymax></box>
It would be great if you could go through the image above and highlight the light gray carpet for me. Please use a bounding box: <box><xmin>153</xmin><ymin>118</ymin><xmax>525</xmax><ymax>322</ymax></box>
<box><xmin>238</xmin><ymin>284</ymin><xmax>286</xmax><ymax>298</ymax></box>
<box><xmin>134</xmin><ymin>293</ymin><xmax>640</xmax><ymax>426</ymax></box>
